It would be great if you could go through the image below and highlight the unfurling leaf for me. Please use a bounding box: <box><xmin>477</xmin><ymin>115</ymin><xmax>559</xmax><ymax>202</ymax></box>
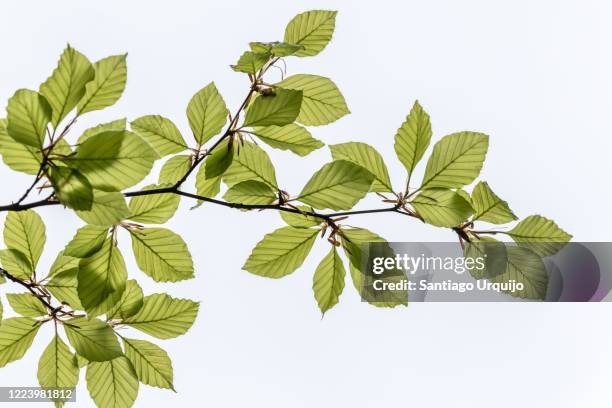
<box><xmin>6</xmin><ymin>293</ymin><xmax>47</xmax><ymax>317</ymax></box>
<box><xmin>107</xmin><ymin>279</ymin><xmax>144</xmax><ymax>320</ymax></box>
<box><xmin>0</xmin><ymin>119</ymin><xmax>42</xmax><ymax>175</ymax></box>
<box><xmin>77</xmin><ymin>54</ymin><xmax>128</xmax><ymax>114</ymax></box>
<box><xmin>411</xmin><ymin>189</ymin><xmax>474</xmax><ymax>227</ymax></box>
<box><xmin>37</xmin><ymin>335</ymin><xmax>79</xmax><ymax>399</ymax></box>
<box><xmin>123</xmin><ymin>337</ymin><xmax>174</xmax><ymax>390</ymax></box>
<box><xmin>187</xmin><ymin>82</ymin><xmax>228</xmax><ymax>145</ymax></box>
<box><xmin>471</xmin><ymin>181</ymin><xmax>516</xmax><ymax>224</ymax></box>
<box><xmin>251</xmin><ymin>124</ymin><xmax>323</xmax><ymax>156</ymax></box>
<box><xmin>129</xmin><ymin>185</ymin><xmax>180</xmax><ymax>224</ymax></box>
<box><xmin>297</xmin><ymin>160</ymin><xmax>374</xmax><ymax>210</ymax></box>
<box><xmin>64</xmin><ymin>317</ymin><xmax>122</xmax><ymax>362</ymax></box>
<box><xmin>223</xmin><ymin>180</ymin><xmax>276</xmax><ymax>205</ymax></box>
<box><xmin>223</xmin><ymin>141</ymin><xmax>278</xmax><ymax>188</ymax></box>
<box><xmin>421</xmin><ymin>131</ymin><xmax>488</xmax><ymax>189</ymax></box>
<box><xmin>243</xmin><ymin>226</ymin><xmax>318</xmax><ymax>278</ymax></box>
<box><xmin>75</xmin><ymin>190</ymin><xmax>130</xmax><ymax>226</ymax></box>
<box><xmin>131</xmin><ymin>115</ymin><xmax>187</xmax><ymax>156</ymax></box>
<box><xmin>40</xmin><ymin>45</ymin><xmax>94</xmax><ymax>126</ymax></box>
<box><xmin>0</xmin><ymin>318</ymin><xmax>41</xmax><ymax>368</ymax></box>
<box><xmin>6</xmin><ymin>89</ymin><xmax>51</xmax><ymax>148</ymax></box>
<box><xmin>231</xmin><ymin>51</ymin><xmax>270</xmax><ymax>74</ymax></box>
<box><xmin>86</xmin><ymin>356</ymin><xmax>139</xmax><ymax>408</ymax></box>
<box><xmin>312</xmin><ymin>247</ymin><xmax>346</xmax><ymax>314</ymax></box>
<box><xmin>48</xmin><ymin>166</ymin><xmax>94</xmax><ymax>211</ymax></box>
<box><xmin>129</xmin><ymin>227</ymin><xmax>194</xmax><ymax>282</ymax></box>
<box><xmin>276</xmin><ymin>74</ymin><xmax>349</xmax><ymax>126</ymax></box>
<box><xmin>284</xmin><ymin>10</ymin><xmax>337</xmax><ymax>57</ymax></box>
<box><xmin>243</xmin><ymin>89</ymin><xmax>303</xmax><ymax>127</ymax></box>
<box><xmin>507</xmin><ymin>215</ymin><xmax>572</xmax><ymax>256</ymax></box>
<box><xmin>123</xmin><ymin>294</ymin><xmax>199</xmax><ymax>339</ymax></box>
<box><xmin>4</xmin><ymin>210</ymin><xmax>46</xmax><ymax>270</ymax></box>
<box><xmin>329</xmin><ymin>142</ymin><xmax>393</xmax><ymax>192</ymax></box>
<box><xmin>394</xmin><ymin>100</ymin><xmax>432</xmax><ymax>178</ymax></box>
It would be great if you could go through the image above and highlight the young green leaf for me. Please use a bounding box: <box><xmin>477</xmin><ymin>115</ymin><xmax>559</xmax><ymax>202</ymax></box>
<box><xmin>187</xmin><ymin>82</ymin><xmax>228</xmax><ymax>145</ymax></box>
<box><xmin>0</xmin><ymin>318</ymin><xmax>41</xmax><ymax>368</ymax></box>
<box><xmin>312</xmin><ymin>247</ymin><xmax>346</xmax><ymax>314</ymax></box>
<box><xmin>284</xmin><ymin>10</ymin><xmax>337</xmax><ymax>57</ymax></box>
<box><xmin>75</xmin><ymin>190</ymin><xmax>130</xmax><ymax>226</ymax></box>
<box><xmin>507</xmin><ymin>215</ymin><xmax>572</xmax><ymax>257</ymax></box>
<box><xmin>329</xmin><ymin>142</ymin><xmax>393</xmax><ymax>192</ymax></box>
<box><xmin>0</xmin><ymin>249</ymin><xmax>33</xmax><ymax>281</ymax></box>
<box><xmin>420</xmin><ymin>131</ymin><xmax>488</xmax><ymax>189</ymax></box>
<box><xmin>63</xmin><ymin>317</ymin><xmax>122</xmax><ymax>362</ymax></box>
<box><xmin>231</xmin><ymin>51</ymin><xmax>270</xmax><ymax>74</ymax></box>
<box><xmin>243</xmin><ymin>226</ymin><xmax>318</xmax><ymax>278</ymax></box>
<box><xmin>64</xmin><ymin>130</ymin><xmax>159</xmax><ymax>192</ymax></box>
<box><xmin>46</xmin><ymin>268</ymin><xmax>83</xmax><ymax>311</ymax></box>
<box><xmin>4</xmin><ymin>210</ymin><xmax>46</xmax><ymax>270</ymax></box>
<box><xmin>489</xmin><ymin>246</ymin><xmax>548</xmax><ymax>300</ymax></box>
<box><xmin>122</xmin><ymin>337</ymin><xmax>174</xmax><ymax>390</ymax></box>
<box><xmin>77</xmin><ymin>238</ymin><xmax>127</xmax><ymax>317</ymax></box>
<box><xmin>40</xmin><ymin>45</ymin><xmax>94</xmax><ymax>126</ymax></box>
<box><xmin>107</xmin><ymin>280</ymin><xmax>144</xmax><ymax>320</ymax></box>
<box><xmin>471</xmin><ymin>181</ymin><xmax>517</xmax><ymax>224</ymax></box>
<box><xmin>223</xmin><ymin>141</ymin><xmax>278</xmax><ymax>188</ymax></box>
<box><xmin>223</xmin><ymin>180</ymin><xmax>276</xmax><ymax>205</ymax></box>
<box><xmin>77</xmin><ymin>54</ymin><xmax>127</xmax><ymax>114</ymax></box>
<box><xmin>276</xmin><ymin>74</ymin><xmax>349</xmax><ymax>126</ymax></box>
<box><xmin>0</xmin><ymin>118</ymin><xmax>42</xmax><ymax>175</ymax></box>
<box><xmin>64</xmin><ymin>225</ymin><xmax>109</xmax><ymax>258</ymax></box>
<box><xmin>249</xmin><ymin>41</ymin><xmax>305</xmax><ymax>57</ymax></box>
<box><xmin>251</xmin><ymin>124</ymin><xmax>323</xmax><ymax>156</ymax></box>
<box><xmin>205</xmin><ymin>138</ymin><xmax>234</xmax><ymax>179</ymax></box>
<box><xmin>48</xmin><ymin>251</ymin><xmax>80</xmax><ymax>277</ymax></box>
<box><xmin>394</xmin><ymin>100</ymin><xmax>432</xmax><ymax>178</ymax></box>
<box><xmin>123</xmin><ymin>293</ymin><xmax>199</xmax><ymax>339</ymax></box>
<box><xmin>297</xmin><ymin>160</ymin><xmax>374</xmax><ymax>210</ymax></box>
<box><xmin>6</xmin><ymin>89</ymin><xmax>51</xmax><ymax>148</ymax></box>
<box><xmin>411</xmin><ymin>189</ymin><xmax>474</xmax><ymax>227</ymax></box>
<box><xmin>131</xmin><ymin>115</ymin><xmax>187</xmax><ymax>156</ymax></box>
<box><xmin>129</xmin><ymin>184</ymin><xmax>180</xmax><ymax>224</ymax></box>
<box><xmin>195</xmin><ymin>160</ymin><xmax>222</xmax><ymax>202</ymax></box>
<box><xmin>129</xmin><ymin>227</ymin><xmax>194</xmax><ymax>282</ymax></box>
<box><xmin>77</xmin><ymin>118</ymin><xmax>127</xmax><ymax>145</ymax></box>
<box><xmin>280</xmin><ymin>205</ymin><xmax>322</xmax><ymax>228</ymax></box>
<box><xmin>242</xmin><ymin>89</ymin><xmax>303</xmax><ymax>127</ymax></box>
<box><xmin>6</xmin><ymin>293</ymin><xmax>47</xmax><ymax>317</ymax></box>
<box><xmin>86</xmin><ymin>356</ymin><xmax>139</xmax><ymax>408</ymax></box>
<box><xmin>48</xmin><ymin>166</ymin><xmax>94</xmax><ymax>211</ymax></box>
<box><xmin>37</xmin><ymin>335</ymin><xmax>79</xmax><ymax>397</ymax></box>
<box><xmin>159</xmin><ymin>154</ymin><xmax>192</xmax><ymax>185</ymax></box>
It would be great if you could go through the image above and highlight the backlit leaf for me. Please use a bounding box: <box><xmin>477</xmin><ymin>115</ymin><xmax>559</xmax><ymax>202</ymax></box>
<box><xmin>123</xmin><ymin>294</ymin><xmax>199</xmax><ymax>339</ymax></box>
<box><xmin>243</xmin><ymin>89</ymin><xmax>303</xmax><ymax>127</ymax></box>
<box><xmin>0</xmin><ymin>118</ymin><xmax>42</xmax><ymax>174</ymax></box>
<box><xmin>37</xmin><ymin>335</ymin><xmax>79</xmax><ymax>399</ymax></box>
<box><xmin>187</xmin><ymin>82</ymin><xmax>228</xmax><ymax>145</ymax></box>
<box><xmin>64</xmin><ymin>317</ymin><xmax>122</xmax><ymax>362</ymax></box>
<box><xmin>77</xmin><ymin>54</ymin><xmax>127</xmax><ymax>114</ymax></box>
<box><xmin>75</xmin><ymin>190</ymin><xmax>130</xmax><ymax>226</ymax></box>
<box><xmin>123</xmin><ymin>337</ymin><xmax>174</xmax><ymax>390</ymax></box>
<box><xmin>131</xmin><ymin>115</ymin><xmax>187</xmax><ymax>156</ymax></box>
<box><xmin>0</xmin><ymin>317</ymin><xmax>41</xmax><ymax>367</ymax></box>
<box><xmin>6</xmin><ymin>89</ymin><xmax>51</xmax><ymax>148</ymax></box>
<box><xmin>107</xmin><ymin>280</ymin><xmax>144</xmax><ymax>321</ymax></box>
<box><xmin>507</xmin><ymin>215</ymin><xmax>572</xmax><ymax>257</ymax></box>
<box><xmin>471</xmin><ymin>181</ymin><xmax>517</xmax><ymax>224</ymax></box>
<box><xmin>223</xmin><ymin>180</ymin><xmax>276</xmax><ymax>205</ymax></box>
<box><xmin>284</xmin><ymin>10</ymin><xmax>337</xmax><ymax>57</ymax></box>
<box><xmin>64</xmin><ymin>225</ymin><xmax>109</xmax><ymax>258</ymax></box>
<box><xmin>252</xmin><ymin>124</ymin><xmax>323</xmax><ymax>156</ymax></box>
<box><xmin>223</xmin><ymin>141</ymin><xmax>278</xmax><ymax>188</ymax></box>
<box><xmin>330</xmin><ymin>142</ymin><xmax>392</xmax><ymax>192</ymax></box>
<box><xmin>86</xmin><ymin>357</ymin><xmax>139</xmax><ymax>408</ymax></box>
<box><xmin>411</xmin><ymin>189</ymin><xmax>474</xmax><ymax>227</ymax></box>
<box><xmin>231</xmin><ymin>51</ymin><xmax>270</xmax><ymax>74</ymax></box>
<box><xmin>394</xmin><ymin>100</ymin><xmax>432</xmax><ymax>178</ymax></box>
<box><xmin>129</xmin><ymin>185</ymin><xmax>180</xmax><ymax>224</ymax></box>
<box><xmin>6</xmin><ymin>293</ymin><xmax>47</xmax><ymax>317</ymax></box>
<box><xmin>48</xmin><ymin>166</ymin><xmax>94</xmax><ymax>211</ymax></box>
<box><xmin>4</xmin><ymin>210</ymin><xmax>45</xmax><ymax>269</ymax></box>
<box><xmin>312</xmin><ymin>247</ymin><xmax>345</xmax><ymax>314</ymax></box>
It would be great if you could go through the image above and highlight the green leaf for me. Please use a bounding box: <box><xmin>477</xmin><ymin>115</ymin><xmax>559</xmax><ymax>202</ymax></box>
<box><xmin>297</xmin><ymin>160</ymin><xmax>374</xmax><ymax>210</ymax></box>
<box><xmin>131</xmin><ymin>115</ymin><xmax>187</xmax><ymax>156</ymax></box>
<box><xmin>77</xmin><ymin>54</ymin><xmax>127</xmax><ymax>114</ymax></box>
<box><xmin>471</xmin><ymin>181</ymin><xmax>517</xmax><ymax>224</ymax></box>
<box><xmin>284</xmin><ymin>10</ymin><xmax>337</xmax><ymax>57</ymax></box>
<box><xmin>129</xmin><ymin>227</ymin><xmax>194</xmax><ymax>282</ymax></box>
<box><xmin>280</xmin><ymin>205</ymin><xmax>322</xmax><ymax>228</ymax></box>
<box><xmin>159</xmin><ymin>154</ymin><xmax>191</xmax><ymax>185</ymax></box>
<box><xmin>40</xmin><ymin>45</ymin><xmax>94</xmax><ymax>126</ymax></box>
<box><xmin>4</xmin><ymin>210</ymin><xmax>45</xmax><ymax>269</ymax></box>
<box><xmin>223</xmin><ymin>141</ymin><xmax>278</xmax><ymax>188</ymax></box>
<box><xmin>75</xmin><ymin>190</ymin><xmax>130</xmax><ymax>226</ymax></box>
<box><xmin>64</xmin><ymin>317</ymin><xmax>122</xmax><ymax>361</ymax></box>
<box><xmin>129</xmin><ymin>185</ymin><xmax>180</xmax><ymax>224</ymax></box>
<box><xmin>0</xmin><ymin>317</ymin><xmax>41</xmax><ymax>367</ymax></box>
<box><xmin>276</xmin><ymin>74</ymin><xmax>349</xmax><ymax>126</ymax></box>
<box><xmin>507</xmin><ymin>215</ymin><xmax>572</xmax><ymax>257</ymax></box>
<box><xmin>394</xmin><ymin>100</ymin><xmax>432</xmax><ymax>178</ymax></box>
<box><xmin>490</xmin><ymin>246</ymin><xmax>548</xmax><ymax>299</ymax></box>
<box><xmin>48</xmin><ymin>251</ymin><xmax>80</xmax><ymax>277</ymax></box>
<box><xmin>195</xmin><ymin>159</ymin><xmax>222</xmax><ymax>201</ymax></box>
<box><xmin>421</xmin><ymin>131</ymin><xmax>489</xmax><ymax>189</ymax></box>
<box><xmin>6</xmin><ymin>293</ymin><xmax>47</xmax><ymax>317</ymax></box>
<box><xmin>107</xmin><ymin>280</ymin><xmax>143</xmax><ymax>320</ymax></box>
<box><xmin>205</xmin><ymin>138</ymin><xmax>234</xmax><ymax>179</ymax></box>
<box><xmin>77</xmin><ymin>118</ymin><xmax>127</xmax><ymax>145</ymax></box>
<box><xmin>37</xmin><ymin>335</ymin><xmax>79</xmax><ymax>396</ymax></box>
<box><xmin>251</xmin><ymin>124</ymin><xmax>323</xmax><ymax>156</ymax></box>
<box><xmin>123</xmin><ymin>293</ymin><xmax>199</xmax><ymax>339</ymax></box>
<box><xmin>64</xmin><ymin>130</ymin><xmax>159</xmax><ymax>192</ymax></box>
<box><xmin>0</xmin><ymin>119</ymin><xmax>42</xmax><ymax>175</ymax></box>
<box><xmin>6</xmin><ymin>89</ymin><xmax>51</xmax><ymax>148</ymax></box>
<box><xmin>249</xmin><ymin>41</ymin><xmax>305</xmax><ymax>57</ymax></box>
<box><xmin>243</xmin><ymin>226</ymin><xmax>318</xmax><ymax>278</ymax></box>
<box><xmin>329</xmin><ymin>142</ymin><xmax>393</xmax><ymax>192</ymax></box>
<box><xmin>48</xmin><ymin>166</ymin><xmax>94</xmax><ymax>211</ymax></box>
<box><xmin>46</xmin><ymin>268</ymin><xmax>83</xmax><ymax>311</ymax></box>
<box><xmin>243</xmin><ymin>89</ymin><xmax>303</xmax><ymax>127</ymax></box>
<box><xmin>231</xmin><ymin>51</ymin><xmax>270</xmax><ymax>74</ymax></box>
<box><xmin>411</xmin><ymin>189</ymin><xmax>474</xmax><ymax>227</ymax></box>
<box><xmin>0</xmin><ymin>249</ymin><xmax>33</xmax><ymax>281</ymax></box>
<box><xmin>77</xmin><ymin>238</ymin><xmax>127</xmax><ymax>317</ymax></box>
<box><xmin>463</xmin><ymin>237</ymin><xmax>508</xmax><ymax>280</ymax></box>
<box><xmin>122</xmin><ymin>337</ymin><xmax>174</xmax><ymax>390</ymax></box>
<box><xmin>187</xmin><ymin>82</ymin><xmax>228</xmax><ymax>145</ymax></box>
<box><xmin>223</xmin><ymin>180</ymin><xmax>276</xmax><ymax>205</ymax></box>
<box><xmin>86</xmin><ymin>356</ymin><xmax>139</xmax><ymax>408</ymax></box>
<box><xmin>312</xmin><ymin>247</ymin><xmax>345</xmax><ymax>314</ymax></box>
<box><xmin>64</xmin><ymin>225</ymin><xmax>109</xmax><ymax>258</ymax></box>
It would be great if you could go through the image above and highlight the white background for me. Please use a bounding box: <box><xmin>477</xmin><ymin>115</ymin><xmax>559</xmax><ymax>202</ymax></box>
<box><xmin>1</xmin><ymin>0</ymin><xmax>612</xmax><ymax>407</ymax></box>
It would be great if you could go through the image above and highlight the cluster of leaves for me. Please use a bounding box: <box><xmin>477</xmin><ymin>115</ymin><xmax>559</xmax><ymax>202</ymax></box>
<box><xmin>0</xmin><ymin>9</ymin><xmax>571</xmax><ymax>408</ymax></box>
